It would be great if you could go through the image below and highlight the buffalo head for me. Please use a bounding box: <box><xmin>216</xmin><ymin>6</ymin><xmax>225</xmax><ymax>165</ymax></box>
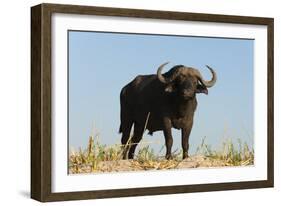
<box><xmin>157</xmin><ymin>62</ymin><xmax>217</xmax><ymax>100</ymax></box>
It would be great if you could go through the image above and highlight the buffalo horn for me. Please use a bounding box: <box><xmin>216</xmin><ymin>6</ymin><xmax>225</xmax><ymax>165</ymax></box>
<box><xmin>195</xmin><ymin>65</ymin><xmax>217</xmax><ymax>88</ymax></box>
<box><xmin>157</xmin><ymin>62</ymin><xmax>170</xmax><ymax>83</ymax></box>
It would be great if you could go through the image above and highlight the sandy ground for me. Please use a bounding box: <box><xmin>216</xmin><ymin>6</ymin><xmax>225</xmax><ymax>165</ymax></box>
<box><xmin>69</xmin><ymin>155</ymin><xmax>235</xmax><ymax>174</ymax></box>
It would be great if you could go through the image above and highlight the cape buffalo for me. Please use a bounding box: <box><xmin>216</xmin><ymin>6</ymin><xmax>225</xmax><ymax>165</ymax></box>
<box><xmin>119</xmin><ymin>62</ymin><xmax>217</xmax><ymax>159</ymax></box>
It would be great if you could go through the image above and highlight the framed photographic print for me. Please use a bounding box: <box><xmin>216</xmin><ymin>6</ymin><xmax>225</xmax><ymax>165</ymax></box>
<box><xmin>31</xmin><ymin>3</ymin><xmax>274</xmax><ymax>202</ymax></box>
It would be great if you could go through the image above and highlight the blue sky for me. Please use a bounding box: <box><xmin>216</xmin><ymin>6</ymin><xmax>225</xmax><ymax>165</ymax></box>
<box><xmin>68</xmin><ymin>30</ymin><xmax>254</xmax><ymax>154</ymax></box>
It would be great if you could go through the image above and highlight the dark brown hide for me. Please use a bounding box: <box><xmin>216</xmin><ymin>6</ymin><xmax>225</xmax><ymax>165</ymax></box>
<box><xmin>119</xmin><ymin>63</ymin><xmax>216</xmax><ymax>159</ymax></box>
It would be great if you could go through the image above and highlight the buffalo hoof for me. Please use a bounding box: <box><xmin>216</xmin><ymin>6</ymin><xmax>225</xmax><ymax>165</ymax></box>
<box><xmin>123</xmin><ymin>155</ymin><xmax>134</xmax><ymax>160</ymax></box>
<box><xmin>165</xmin><ymin>154</ymin><xmax>172</xmax><ymax>160</ymax></box>
<box><xmin>182</xmin><ymin>152</ymin><xmax>189</xmax><ymax>159</ymax></box>
<box><xmin>128</xmin><ymin>155</ymin><xmax>134</xmax><ymax>159</ymax></box>
<box><xmin>122</xmin><ymin>152</ymin><xmax>127</xmax><ymax>160</ymax></box>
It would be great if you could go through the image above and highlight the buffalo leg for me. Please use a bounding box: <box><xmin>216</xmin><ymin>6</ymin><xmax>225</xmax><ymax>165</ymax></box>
<box><xmin>181</xmin><ymin>125</ymin><xmax>193</xmax><ymax>159</ymax></box>
<box><xmin>121</xmin><ymin>120</ymin><xmax>133</xmax><ymax>159</ymax></box>
<box><xmin>163</xmin><ymin>117</ymin><xmax>173</xmax><ymax>160</ymax></box>
<box><xmin>128</xmin><ymin>121</ymin><xmax>145</xmax><ymax>159</ymax></box>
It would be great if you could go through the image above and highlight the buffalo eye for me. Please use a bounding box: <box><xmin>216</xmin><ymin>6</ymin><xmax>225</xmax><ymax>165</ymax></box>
<box><xmin>165</xmin><ymin>84</ymin><xmax>174</xmax><ymax>93</ymax></box>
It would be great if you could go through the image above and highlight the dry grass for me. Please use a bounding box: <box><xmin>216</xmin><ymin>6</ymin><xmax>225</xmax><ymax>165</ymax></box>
<box><xmin>69</xmin><ymin>135</ymin><xmax>123</xmax><ymax>173</ymax></box>
<box><xmin>195</xmin><ymin>137</ymin><xmax>254</xmax><ymax>166</ymax></box>
<box><xmin>69</xmin><ymin>134</ymin><xmax>254</xmax><ymax>174</ymax></box>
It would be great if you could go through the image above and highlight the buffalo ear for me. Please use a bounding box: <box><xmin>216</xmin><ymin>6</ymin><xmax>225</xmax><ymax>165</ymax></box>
<box><xmin>196</xmin><ymin>84</ymin><xmax>208</xmax><ymax>95</ymax></box>
<box><xmin>165</xmin><ymin>84</ymin><xmax>174</xmax><ymax>93</ymax></box>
